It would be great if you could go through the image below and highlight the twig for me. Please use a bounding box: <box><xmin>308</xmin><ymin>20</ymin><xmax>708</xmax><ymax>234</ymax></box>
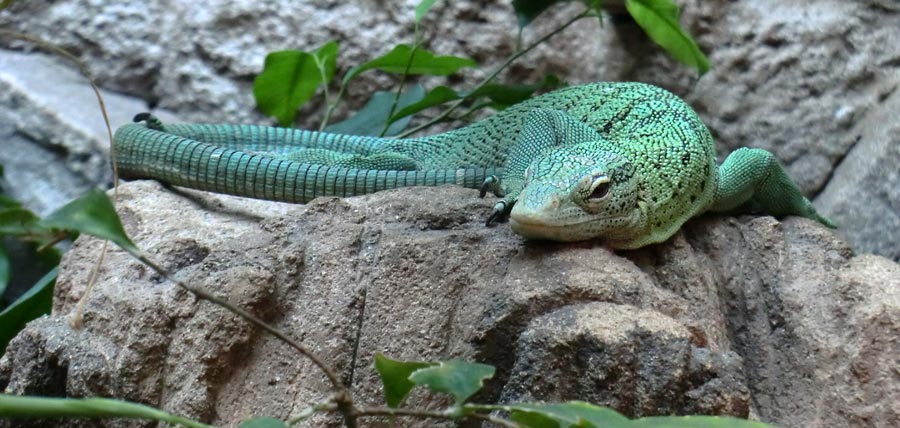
<box><xmin>468</xmin><ymin>411</ymin><xmax>524</xmax><ymax>428</ymax></box>
<box><xmin>379</xmin><ymin>42</ymin><xmax>420</xmax><ymax>137</ymax></box>
<box><xmin>396</xmin><ymin>9</ymin><xmax>595</xmax><ymax>138</ymax></box>
<box><xmin>125</xmin><ymin>250</ymin><xmax>354</xmax><ymax>409</ymax></box>
<box><xmin>319</xmin><ymin>84</ymin><xmax>345</xmax><ymax>131</ymax></box>
<box><xmin>355</xmin><ymin>406</ymin><xmax>524</xmax><ymax>428</ymax></box>
<box><xmin>0</xmin><ymin>30</ymin><xmax>117</xmax><ymax>330</ymax></box>
<box><xmin>354</xmin><ymin>406</ymin><xmax>456</xmax><ymax>419</ymax></box>
<box><xmin>287</xmin><ymin>399</ymin><xmax>339</xmax><ymax>425</ymax></box>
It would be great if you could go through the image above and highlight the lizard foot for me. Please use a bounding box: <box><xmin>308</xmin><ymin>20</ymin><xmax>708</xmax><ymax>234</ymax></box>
<box><xmin>133</xmin><ymin>113</ymin><xmax>167</xmax><ymax>131</ymax></box>
<box><xmin>479</xmin><ymin>175</ymin><xmax>504</xmax><ymax>198</ymax></box>
<box><xmin>485</xmin><ymin>199</ymin><xmax>516</xmax><ymax>226</ymax></box>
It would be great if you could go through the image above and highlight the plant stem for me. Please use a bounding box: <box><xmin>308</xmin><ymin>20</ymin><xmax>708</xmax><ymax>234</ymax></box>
<box><xmin>287</xmin><ymin>399</ymin><xmax>338</xmax><ymax>425</ymax></box>
<box><xmin>0</xmin><ymin>30</ymin><xmax>117</xmax><ymax>330</ymax></box>
<box><xmin>354</xmin><ymin>406</ymin><xmax>524</xmax><ymax>428</ymax></box>
<box><xmin>317</xmin><ymin>63</ymin><xmax>333</xmax><ymax>131</ymax></box>
<box><xmin>319</xmin><ymin>84</ymin><xmax>345</xmax><ymax>131</ymax></box>
<box><xmin>379</xmin><ymin>37</ymin><xmax>423</xmax><ymax>137</ymax></box>
<box><xmin>0</xmin><ymin>395</ymin><xmax>217</xmax><ymax>428</ymax></box>
<box><xmin>396</xmin><ymin>9</ymin><xmax>595</xmax><ymax>138</ymax></box>
<box><xmin>354</xmin><ymin>406</ymin><xmax>455</xmax><ymax>419</ymax></box>
<box><xmin>468</xmin><ymin>411</ymin><xmax>525</xmax><ymax>428</ymax></box>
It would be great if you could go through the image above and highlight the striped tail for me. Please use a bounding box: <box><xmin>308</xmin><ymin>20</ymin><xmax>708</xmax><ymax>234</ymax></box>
<box><xmin>113</xmin><ymin>124</ymin><xmax>502</xmax><ymax>204</ymax></box>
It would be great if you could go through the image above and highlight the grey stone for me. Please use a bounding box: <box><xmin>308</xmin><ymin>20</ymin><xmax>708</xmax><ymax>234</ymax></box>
<box><xmin>0</xmin><ymin>50</ymin><xmax>177</xmax><ymax>214</ymax></box>
<box><xmin>816</xmin><ymin>84</ymin><xmax>900</xmax><ymax>261</ymax></box>
<box><xmin>1</xmin><ymin>181</ymin><xmax>897</xmax><ymax>428</ymax></box>
<box><xmin>0</xmin><ymin>124</ymin><xmax>92</xmax><ymax>216</ymax></box>
<box><xmin>0</xmin><ymin>1</ymin><xmax>604</xmax><ymax>126</ymax></box>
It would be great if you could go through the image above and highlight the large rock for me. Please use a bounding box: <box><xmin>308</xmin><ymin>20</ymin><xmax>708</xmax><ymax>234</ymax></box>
<box><xmin>2</xmin><ymin>181</ymin><xmax>898</xmax><ymax>428</ymax></box>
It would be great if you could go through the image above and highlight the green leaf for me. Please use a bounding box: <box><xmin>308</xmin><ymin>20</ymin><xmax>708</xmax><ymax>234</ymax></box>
<box><xmin>374</xmin><ymin>353</ymin><xmax>437</xmax><ymax>408</ymax></box>
<box><xmin>254</xmin><ymin>49</ymin><xmax>323</xmax><ymax>127</ymax></box>
<box><xmin>630</xmin><ymin>416</ymin><xmax>774</xmax><ymax>428</ymax></box>
<box><xmin>38</xmin><ymin>189</ymin><xmax>138</xmax><ymax>254</ymax></box>
<box><xmin>0</xmin><ymin>207</ymin><xmax>41</xmax><ymax>236</ymax></box>
<box><xmin>415</xmin><ymin>0</ymin><xmax>439</xmax><ymax>23</ymax></box>
<box><xmin>390</xmin><ymin>85</ymin><xmax>463</xmax><ymax>122</ymax></box>
<box><xmin>408</xmin><ymin>360</ymin><xmax>495</xmax><ymax>405</ymax></box>
<box><xmin>511</xmin><ymin>0</ymin><xmax>565</xmax><ymax>27</ymax></box>
<box><xmin>325</xmin><ymin>84</ymin><xmax>426</xmax><ymax>136</ymax></box>
<box><xmin>343</xmin><ymin>44</ymin><xmax>476</xmax><ymax>85</ymax></box>
<box><xmin>0</xmin><ymin>195</ymin><xmax>19</xmax><ymax>209</ymax></box>
<box><xmin>624</xmin><ymin>0</ymin><xmax>710</xmax><ymax>73</ymax></box>
<box><xmin>506</xmin><ymin>402</ymin><xmax>630</xmax><ymax>428</ymax></box>
<box><xmin>0</xmin><ymin>244</ymin><xmax>9</xmax><ymax>297</ymax></box>
<box><xmin>510</xmin><ymin>408</ymin><xmax>562</xmax><ymax>428</ymax></box>
<box><xmin>0</xmin><ymin>267</ymin><xmax>56</xmax><ymax>356</ymax></box>
<box><xmin>0</xmin><ymin>0</ymin><xmax>13</xmax><ymax>11</ymax></box>
<box><xmin>239</xmin><ymin>417</ymin><xmax>289</xmax><ymax>428</ymax></box>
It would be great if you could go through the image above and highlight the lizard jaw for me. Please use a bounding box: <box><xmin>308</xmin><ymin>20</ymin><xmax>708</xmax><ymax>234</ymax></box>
<box><xmin>508</xmin><ymin>213</ymin><xmax>594</xmax><ymax>242</ymax></box>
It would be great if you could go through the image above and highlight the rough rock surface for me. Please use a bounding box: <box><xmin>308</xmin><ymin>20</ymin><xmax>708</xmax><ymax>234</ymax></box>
<box><xmin>2</xmin><ymin>181</ymin><xmax>898</xmax><ymax>428</ymax></box>
<box><xmin>0</xmin><ymin>50</ymin><xmax>178</xmax><ymax>215</ymax></box>
<box><xmin>1</xmin><ymin>0</ymin><xmax>897</xmax><ymax>258</ymax></box>
<box><xmin>0</xmin><ymin>0</ymin><xmax>602</xmax><ymax>125</ymax></box>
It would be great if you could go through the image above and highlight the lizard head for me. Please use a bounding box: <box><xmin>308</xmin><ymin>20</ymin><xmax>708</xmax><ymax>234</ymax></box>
<box><xmin>508</xmin><ymin>143</ymin><xmax>641</xmax><ymax>243</ymax></box>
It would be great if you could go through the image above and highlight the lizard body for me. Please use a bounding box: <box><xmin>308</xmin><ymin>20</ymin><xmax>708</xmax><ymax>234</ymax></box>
<box><xmin>114</xmin><ymin>82</ymin><xmax>833</xmax><ymax>249</ymax></box>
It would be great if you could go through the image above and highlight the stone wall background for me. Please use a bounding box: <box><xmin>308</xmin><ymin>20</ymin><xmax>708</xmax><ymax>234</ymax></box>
<box><xmin>0</xmin><ymin>0</ymin><xmax>897</xmax><ymax>259</ymax></box>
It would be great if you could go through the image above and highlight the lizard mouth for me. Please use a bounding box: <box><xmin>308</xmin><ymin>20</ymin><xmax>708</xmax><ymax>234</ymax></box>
<box><xmin>508</xmin><ymin>216</ymin><xmax>590</xmax><ymax>242</ymax></box>
<box><xmin>508</xmin><ymin>212</ymin><xmax>631</xmax><ymax>242</ymax></box>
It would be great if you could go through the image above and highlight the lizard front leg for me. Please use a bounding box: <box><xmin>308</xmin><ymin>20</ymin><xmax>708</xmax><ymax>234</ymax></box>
<box><xmin>709</xmin><ymin>147</ymin><xmax>835</xmax><ymax>227</ymax></box>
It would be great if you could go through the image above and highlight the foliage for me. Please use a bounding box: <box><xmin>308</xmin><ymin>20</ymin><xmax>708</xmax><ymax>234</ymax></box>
<box><xmin>374</xmin><ymin>353</ymin><xmax>435</xmax><ymax>407</ymax></box>
<box><xmin>252</xmin><ymin>0</ymin><xmax>708</xmax><ymax>135</ymax></box>
<box><xmin>1</xmin><ymin>355</ymin><xmax>775</xmax><ymax>428</ymax></box>
<box><xmin>0</xmin><ymin>189</ymin><xmax>136</xmax><ymax>354</ymax></box>
<box><xmin>324</xmin><ymin>84</ymin><xmax>426</xmax><ymax>137</ymax></box>
<box><xmin>0</xmin><ymin>166</ymin><xmax>60</xmax><ymax>354</ymax></box>
<box><xmin>0</xmin><ymin>395</ymin><xmax>215</xmax><ymax>428</ymax></box>
<box><xmin>0</xmin><ymin>268</ymin><xmax>56</xmax><ymax>355</ymax></box>
<box><xmin>253</xmin><ymin>42</ymin><xmax>339</xmax><ymax>127</ymax></box>
<box><xmin>624</xmin><ymin>0</ymin><xmax>710</xmax><ymax>72</ymax></box>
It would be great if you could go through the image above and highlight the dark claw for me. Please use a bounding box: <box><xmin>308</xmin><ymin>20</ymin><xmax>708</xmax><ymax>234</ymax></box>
<box><xmin>485</xmin><ymin>201</ymin><xmax>506</xmax><ymax>226</ymax></box>
<box><xmin>485</xmin><ymin>210</ymin><xmax>500</xmax><ymax>226</ymax></box>
<box><xmin>478</xmin><ymin>176</ymin><xmax>493</xmax><ymax>198</ymax></box>
<box><xmin>133</xmin><ymin>113</ymin><xmax>166</xmax><ymax>131</ymax></box>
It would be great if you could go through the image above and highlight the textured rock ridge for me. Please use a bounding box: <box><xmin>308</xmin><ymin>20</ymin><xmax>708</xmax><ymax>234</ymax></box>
<box><xmin>1</xmin><ymin>181</ymin><xmax>897</xmax><ymax>428</ymax></box>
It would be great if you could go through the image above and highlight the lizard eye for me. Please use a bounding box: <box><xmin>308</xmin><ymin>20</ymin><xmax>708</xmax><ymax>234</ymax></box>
<box><xmin>587</xmin><ymin>176</ymin><xmax>610</xmax><ymax>200</ymax></box>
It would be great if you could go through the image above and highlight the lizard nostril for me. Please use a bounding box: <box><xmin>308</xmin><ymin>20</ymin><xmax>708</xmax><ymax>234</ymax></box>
<box><xmin>548</xmin><ymin>196</ymin><xmax>560</xmax><ymax>210</ymax></box>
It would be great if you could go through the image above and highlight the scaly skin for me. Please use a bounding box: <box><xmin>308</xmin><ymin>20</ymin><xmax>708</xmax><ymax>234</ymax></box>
<box><xmin>114</xmin><ymin>82</ymin><xmax>834</xmax><ymax>248</ymax></box>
